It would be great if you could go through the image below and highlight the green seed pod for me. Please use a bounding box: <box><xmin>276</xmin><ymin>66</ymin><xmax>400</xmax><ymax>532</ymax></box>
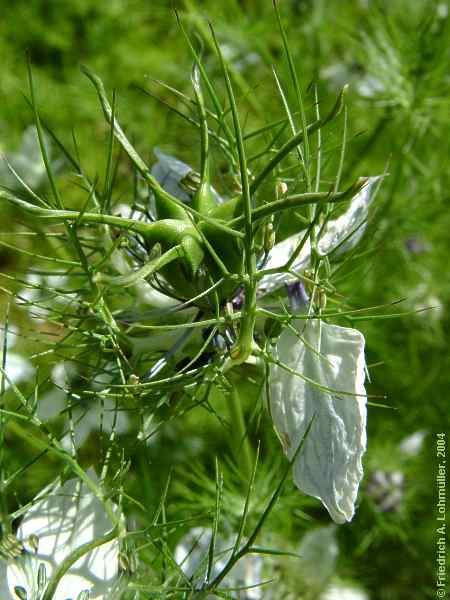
<box><xmin>37</xmin><ymin>562</ymin><xmax>47</xmax><ymax>590</ymax></box>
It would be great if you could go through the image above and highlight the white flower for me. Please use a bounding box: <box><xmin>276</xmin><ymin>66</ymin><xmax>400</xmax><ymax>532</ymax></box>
<box><xmin>297</xmin><ymin>525</ymin><xmax>338</xmax><ymax>592</ymax></box>
<box><xmin>321</xmin><ymin>582</ymin><xmax>369</xmax><ymax>600</ymax></box>
<box><xmin>0</xmin><ymin>471</ymin><xmax>120</xmax><ymax>600</ymax></box>
<box><xmin>175</xmin><ymin>527</ymin><xmax>262</xmax><ymax>600</ymax></box>
<box><xmin>0</xmin><ymin>126</ymin><xmax>62</xmax><ymax>191</ymax></box>
<box><xmin>261</xmin><ymin>181</ymin><xmax>378</xmax><ymax>523</ymax></box>
<box><xmin>410</xmin><ymin>282</ymin><xmax>443</xmax><ymax>322</ymax></box>
<box><xmin>366</xmin><ymin>469</ymin><xmax>404</xmax><ymax>512</ymax></box>
<box><xmin>270</xmin><ymin>319</ymin><xmax>367</xmax><ymax>523</ymax></box>
<box><xmin>398</xmin><ymin>430</ymin><xmax>426</xmax><ymax>456</ymax></box>
<box><xmin>258</xmin><ymin>177</ymin><xmax>380</xmax><ymax>296</ymax></box>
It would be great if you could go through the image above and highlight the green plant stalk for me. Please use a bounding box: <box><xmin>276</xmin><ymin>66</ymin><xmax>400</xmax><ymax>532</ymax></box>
<box><xmin>226</xmin><ymin>385</ymin><xmax>253</xmax><ymax>481</ymax></box>
<box><xmin>1</xmin><ymin>189</ymin><xmax>199</xmax><ymax>245</ymax></box>
<box><xmin>229</xmin><ymin>177</ymin><xmax>368</xmax><ymax>227</ymax></box>
<box><xmin>96</xmin><ymin>245</ymin><xmax>182</xmax><ymax>287</ymax></box>
<box><xmin>176</xmin><ymin>9</ymin><xmax>236</xmax><ymax>150</ymax></box>
<box><xmin>196</xmin><ymin>416</ymin><xmax>317</xmax><ymax>599</ymax></box>
<box><xmin>0</xmin><ymin>306</ymin><xmax>11</xmax><ymax>536</ymax></box>
<box><xmin>211</xmin><ymin>24</ymin><xmax>257</xmax><ymax>365</ymax></box>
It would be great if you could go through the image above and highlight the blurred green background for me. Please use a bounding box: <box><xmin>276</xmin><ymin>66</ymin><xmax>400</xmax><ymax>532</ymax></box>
<box><xmin>0</xmin><ymin>1</ymin><xmax>449</xmax><ymax>598</ymax></box>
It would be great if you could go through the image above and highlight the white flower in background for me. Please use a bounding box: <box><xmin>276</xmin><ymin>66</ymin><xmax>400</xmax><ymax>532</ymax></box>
<box><xmin>261</xmin><ymin>179</ymin><xmax>380</xmax><ymax>523</ymax></box>
<box><xmin>409</xmin><ymin>282</ymin><xmax>443</xmax><ymax>322</ymax></box>
<box><xmin>437</xmin><ymin>3</ymin><xmax>448</xmax><ymax>19</ymax></box>
<box><xmin>366</xmin><ymin>470</ymin><xmax>404</xmax><ymax>513</ymax></box>
<box><xmin>0</xmin><ymin>126</ymin><xmax>62</xmax><ymax>191</ymax></box>
<box><xmin>175</xmin><ymin>527</ymin><xmax>262</xmax><ymax>600</ymax></box>
<box><xmin>398</xmin><ymin>430</ymin><xmax>426</xmax><ymax>456</ymax></box>
<box><xmin>0</xmin><ymin>324</ymin><xmax>34</xmax><ymax>391</ymax></box>
<box><xmin>321</xmin><ymin>582</ymin><xmax>369</xmax><ymax>600</ymax></box>
<box><xmin>297</xmin><ymin>525</ymin><xmax>338</xmax><ymax>593</ymax></box>
<box><xmin>220</xmin><ymin>43</ymin><xmax>261</xmax><ymax>72</ymax></box>
<box><xmin>356</xmin><ymin>75</ymin><xmax>385</xmax><ymax>99</ymax></box>
<box><xmin>320</xmin><ymin>62</ymin><xmax>384</xmax><ymax>100</ymax></box>
<box><xmin>0</xmin><ymin>471</ymin><xmax>120</xmax><ymax>600</ymax></box>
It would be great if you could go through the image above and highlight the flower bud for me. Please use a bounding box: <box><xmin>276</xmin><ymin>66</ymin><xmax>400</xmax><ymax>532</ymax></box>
<box><xmin>276</xmin><ymin>180</ymin><xmax>288</xmax><ymax>196</ymax></box>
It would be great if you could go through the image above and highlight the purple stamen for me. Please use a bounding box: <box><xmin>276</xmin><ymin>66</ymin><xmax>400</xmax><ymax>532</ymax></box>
<box><xmin>286</xmin><ymin>281</ymin><xmax>309</xmax><ymax>311</ymax></box>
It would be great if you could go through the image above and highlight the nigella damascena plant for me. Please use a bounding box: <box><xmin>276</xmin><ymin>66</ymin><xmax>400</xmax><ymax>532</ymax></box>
<box><xmin>1</xmin><ymin>22</ymin><xmax>383</xmax><ymax>537</ymax></box>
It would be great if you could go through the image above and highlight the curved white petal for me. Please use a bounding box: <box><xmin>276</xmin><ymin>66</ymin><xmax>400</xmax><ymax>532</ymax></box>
<box><xmin>7</xmin><ymin>471</ymin><xmax>119</xmax><ymax>599</ymax></box>
<box><xmin>258</xmin><ymin>177</ymin><xmax>380</xmax><ymax>297</ymax></box>
<box><xmin>270</xmin><ymin>319</ymin><xmax>367</xmax><ymax>523</ymax></box>
<box><xmin>258</xmin><ymin>236</ymin><xmax>311</xmax><ymax>296</ymax></box>
<box><xmin>317</xmin><ymin>177</ymin><xmax>381</xmax><ymax>256</ymax></box>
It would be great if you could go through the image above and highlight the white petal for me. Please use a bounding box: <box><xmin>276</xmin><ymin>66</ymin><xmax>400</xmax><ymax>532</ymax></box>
<box><xmin>51</xmin><ymin>361</ymin><xmax>78</xmax><ymax>389</ymax></box>
<box><xmin>36</xmin><ymin>389</ymin><xmax>66</xmax><ymax>421</ymax></box>
<box><xmin>7</xmin><ymin>470</ymin><xmax>119</xmax><ymax>599</ymax></box>
<box><xmin>258</xmin><ymin>177</ymin><xmax>380</xmax><ymax>297</ymax></box>
<box><xmin>317</xmin><ymin>177</ymin><xmax>381</xmax><ymax>256</ymax></box>
<box><xmin>0</xmin><ymin>562</ymin><xmax>12</xmax><ymax>598</ymax></box>
<box><xmin>258</xmin><ymin>235</ymin><xmax>311</xmax><ymax>296</ymax></box>
<box><xmin>270</xmin><ymin>319</ymin><xmax>367</xmax><ymax>523</ymax></box>
<box><xmin>152</xmin><ymin>148</ymin><xmax>194</xmax><ymax>204</ymax></box>
<box><xmin>0</xmin><ymin>353</ymin><xmax>34</xmax><ymax>390</ymax></box>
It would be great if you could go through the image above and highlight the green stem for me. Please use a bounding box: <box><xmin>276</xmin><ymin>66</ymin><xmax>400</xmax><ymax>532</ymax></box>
<box><xmin>211</xmin><ymin>25</ymin><xmax>257</xmax><ymax>364</ymax></box>
<box><xmin>229</xmin><ymin>177</ymin><xmax>369</xmax><ymax>227</ymax></box>
<box><xmin>96</xmin><ymin>245</ymin><xmax>182</xmax><ymax>287</ymax></box>
<box><xmin>226</xmin><ymin>384</ymin><xmax>253</xmax><ymax>481</ymax></box>
<box><xmin>1</xmin><ymin>190</ymin><xmax>200</xmax><ymax>247</ymax></box>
